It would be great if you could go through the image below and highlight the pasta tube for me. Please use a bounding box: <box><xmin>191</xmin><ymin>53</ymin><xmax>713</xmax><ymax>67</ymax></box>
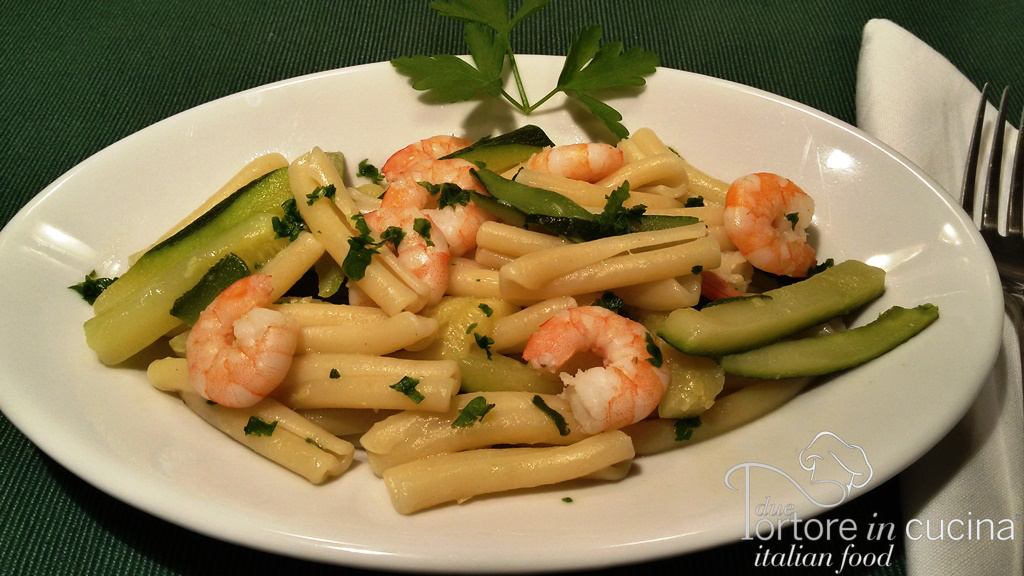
<box><xmin>382</xmin><ymin>431</ymin><xmax>635</xmax><ymax>514</ymax></box>
<box><xmin>490</xmin><ymin>296</ymin><xmax>578</xmax><ymax>353</ymax></box>
<box><xmin>294</xmin><ymin>311</ymin><xmax>438</xmax><ymax>355</ymax></box>
<box><xmin>501</xmin><ymin>225</ymin><xmax>708</xmax><ymax>290</ymax></box>
<box><xmin>181</xmin><ymin>393</ymin><xmax>354</xmax><ymax>484</ymax></box>
<box><xmin>362</xmin><ymin>392</ymin><xmax>587</xmax><ymax>475</ymax></box>
<box><xmin>500</xmin><ymin>237</ymin><xmax>722</xmax><ymax>301</ymax></box>
<box><xmin>272</xmin><ymin>373</ymin><xmax>459</xmax><ymax>412</ymax></box>
<box><xmin>513</xmin><ymin>169</ymin><xmax>683</xmax><ymax>209</ymax></box>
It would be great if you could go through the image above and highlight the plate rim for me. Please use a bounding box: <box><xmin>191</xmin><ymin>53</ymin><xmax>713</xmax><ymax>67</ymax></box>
<box><xmin>0</xmin><ymin>56</ymin><xmax>1004</xmax><ymax>572</ymax></box>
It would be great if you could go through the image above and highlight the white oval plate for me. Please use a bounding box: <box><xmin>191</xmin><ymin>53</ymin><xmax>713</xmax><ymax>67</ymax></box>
<box><xmin>0</xmin><ymin>57</ymin><xmax>1002</xmax><ymax>572</ymax></box>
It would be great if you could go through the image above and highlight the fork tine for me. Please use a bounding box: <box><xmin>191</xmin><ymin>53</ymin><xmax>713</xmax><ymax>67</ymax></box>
<box><xmin>1007</xmin><ymin>99</ymin><xmax>1024</xmax><ymax>239</ymax></box>
<box><xmin>981</xmin><ymin>86</ymin><xmax>1011</xmax><ymax>235</ymax></box>
<box><xmin>962</xmin><ymin>83</ymin><xmax>990</xmax><ymax>219</ymax></box>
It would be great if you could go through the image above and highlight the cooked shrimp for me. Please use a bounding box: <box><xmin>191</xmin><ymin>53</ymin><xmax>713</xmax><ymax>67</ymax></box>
<box><xmin>381</xmin><ymin>151</ymin><xmax>494</xmax><ymax>257</ymax></box>
<box><xmin>186</xmin><ymin>275</ymin><xmax>298</xmax><ymax>408</ymax></box>
<box><xmin>364</xmin><ymin>204</ymin><xmax>451</xmax><ymax>304</ymax></box>
<box><xmin>522</xmin><ymin>306</ymin><xmax>670</xmax><ymax>434</ymax></box>
<box><xmin>382</xmin><ymin>135</ymin><xmax>472</xmax><ymax>181</ymax></box>
<box><xmin>524</xmin><ymin>143</ymin><xmax>625</xmax><ymax>183</ymax></box>
<box><xmin>724</xmin><ymin>172</ymin><xmax>816</xmax><ymax>277</ymax></box>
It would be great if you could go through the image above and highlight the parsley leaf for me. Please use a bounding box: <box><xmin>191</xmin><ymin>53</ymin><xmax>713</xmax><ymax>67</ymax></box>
<box><xmin>531</xmin><ymin>395</ymin><xmax>570</xmax><ymax>436</ymax></box>
<box><xmin>473</xmin><ymin>332</ymin><xmax>495</xmax><ymax>360</ymax></box>
<box><xmin>478</xmin><ymin>303</ymin><xmax>494</xmax><ymax>317</ymax></box>
<box><xmin>596</xmin><ymin>181</ymin><xmax>646</xmax><ymax>235</ymax></box>
<box><xmin>69</xmin><ymin>270</ymin><xmax>118</xmax><ymax>305</ymax></box>
<box><xmin>390</xmin><ymin>376</ymin><xmax>425</xmax><ymax>404</ymax></box>
<box><xmin>421</xmin><ymin>181</ymin><xmax>471</xmax><ymax>209</ymax></box>
<box><xmin>342</xmin><ymin>236</ymin><xmax>379</xmax><ymax>281</ymax></box>
<box><xmin>306</xmin><ymin>184</ymin><xmax>337</xmax><ymax>206</ymax></box>
<box><xmin>674</xmin><ymin>417</ymin><xmax>702</xmax><ymax>441</ymax></box>
<box><xmin>413</xmin><ymin>218</ymin><xmax>435</xmax><ymax>247</ymax></box>
<box><xmin>451</xmin><ymin>396</ymin><xmax>496</xmax><ymax>428</ymax></box>
<box><xmin>329</xmin><ymin>368</ymin><xmax>341</xmax><ymax>379</ymax></box>
<box><xmin>466</xmin><ymin>322</ymin><xmax>478</xmax><ymax>334</ymax></box>
<box><xmin>391</xmin><ymin>54</ymin><xmax>501</xmax><ymax>102</ymax></box>
<box><xmin>691</xmin><ymin>265</ymin><xmax>703</xmax><ymax>275</ymax></box>
<box><xmin>244</xmin><ymin>416</ymin><xmax>278</xmax><ymax>437</ymax></box>
<box><xmin>644</xmin><ymin>333</ymin><xmax>663</xmax><ymax>368</ymax></box>
<box><xmin>684</xmin><ymin>196</ymin><xmax>705</xmax><ymax>208</ymax></box>
<box><xmin>357</xmin><ymin>159</ymin><xmax>385</xmax><ymax>184</ymax></box>
<box><xmin>785</xmin><ymin>212</ymin><xmax>799</xmax><ymax>229</ymax></box>
<box><xmin>380</xmin><ymin>226</ymin><xmax>406</xmax><ymax>248</ymax></box>
<box><xmin>272</xmin><ymin>198</ymin><xmax>307</xmax><ymax>241</ymax></box>
<box><xmin>591</xmin><ymin>292</ymin><xmax>625</xmax><ymax>314</ymax></box>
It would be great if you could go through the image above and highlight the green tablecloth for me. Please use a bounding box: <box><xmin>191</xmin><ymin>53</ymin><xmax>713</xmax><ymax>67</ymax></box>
<box><xmin>2</xmin><ymin>1</ymin><xmax>1021</xmax><ymax>574</ymax></box>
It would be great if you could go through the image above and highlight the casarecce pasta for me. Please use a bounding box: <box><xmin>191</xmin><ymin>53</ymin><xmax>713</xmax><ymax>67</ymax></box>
<box><xmin>81</xmin><ymin>126</ymin><xmax>827</xmax><ymax>514</ymax></box>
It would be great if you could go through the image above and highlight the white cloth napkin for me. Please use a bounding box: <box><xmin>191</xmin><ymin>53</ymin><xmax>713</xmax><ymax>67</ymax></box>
<box><xmin>857</xmin><ymin>18</ymin><xmax>1023</xmax><ymax>576</ymax></box>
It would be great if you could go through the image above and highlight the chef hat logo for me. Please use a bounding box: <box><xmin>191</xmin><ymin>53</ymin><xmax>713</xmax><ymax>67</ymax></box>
<box><xmin>798</xmin><ymin>431</ymin><xmax>874</xmax><ymax>502</ymax></box>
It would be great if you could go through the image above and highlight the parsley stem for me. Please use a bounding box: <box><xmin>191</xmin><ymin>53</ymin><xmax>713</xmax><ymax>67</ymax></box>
<box><xmin>501</xmin><ymin>89</ymin><xmax>530</xmax><ymax>114</ymax></box>
<box><xmin>524</xmin><ymin>88</ymin><xmax>560</xmax><ymax>114</ymax></box>
<box><xmin>506</xmin><ymin>51</ymin><xmax>531</xmax><ymax>111</ymax></box>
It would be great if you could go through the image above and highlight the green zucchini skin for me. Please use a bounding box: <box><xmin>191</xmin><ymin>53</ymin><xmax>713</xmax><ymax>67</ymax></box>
<box><xmin>442</xmin><ymin>125</ymin><xmax>554</xmax><ymax>173</ymax></box>
<box><xmin>719</xmin><ymin>304</ymin><xmax>939</xmax><ymax>378</ymax></box>
<box><xmin>93</xmin><ymin>168</ymin><xmax>291</xmax><ymax>314</ymax></box>
<box><xmin>658</xmin><ymin>260</ymin><xmax>886</xmax><ymax>357</ymax></box>
<box><xmin>84</xmin><ymin>169</ymin><xmax>293</xmax><ymax>365</ymax></box>
<box><xmin>169</xmin><ymin>253</ymin><xmax>250</xmax><ymax>326</ymax></box>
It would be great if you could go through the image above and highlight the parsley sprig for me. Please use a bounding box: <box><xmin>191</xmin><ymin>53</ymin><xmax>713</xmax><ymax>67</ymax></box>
<box><xmin>391</xmin><ymin>0</ymin><xmax>658</xmax><ymax>138</ymax></box>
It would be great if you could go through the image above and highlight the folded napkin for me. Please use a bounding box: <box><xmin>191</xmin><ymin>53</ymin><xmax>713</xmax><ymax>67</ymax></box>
<box><xmin>857</xmin><ymin>19</ymin><xmax>1023</xmax><ymax>576</ymax></box>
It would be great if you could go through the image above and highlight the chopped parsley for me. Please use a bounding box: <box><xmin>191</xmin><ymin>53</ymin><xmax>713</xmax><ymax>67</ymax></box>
<box><xmin>351</xmin><ymin>213</ymin><xmax>374</xmax><ymax>237</ymax></box>
<box><xmin>644</xmin><ymin>333</ymin><xmax>663</xmax><ymax>368</ymax></box>
<box><xmin>380</xmin><ymin>225</ymin><xmax>406</xmax><ymax>248</ymax></box>
<box><xmin>596</xmin><ymin>182</ymin><xmax>646</xmax><ymax>235</ymax></box>
<box><xmin>562</xmin><ymin>497</ymin><xmax>574</xmax><ymax>503</ymax></box>
<box><xmin>691</xmin><ymin>265</ymin><xmax>703</xmax><ymax>275</ymax></box>
<box><xmin>305</xmin><ymin>437</ymin><xmax>324</xmax><ymax>450</ymax></box>
<box><xmin>473</xmin><ymin>332</ymin><xmax>495</xmax><ymax>360</ymax></box>
<box><xmin>532</xmin><ymin>395</ymin><xmax>570</xmax><ymax>436</ymax></box>
<box><xmin>684</xmin><ymin>196</ymin><xmax>705</xmax><ymax>208</ymax></box>
<box><xmin>341</xmin><ymin>214</ymin><xmax>383</xmax><ymax>281</ymax></box>
<box><xmin>305</xmin><ymin>184</ymin><xmax>337</xmax><ymax>205</ymax></box>
<box><xmin>390</xmin><ymin>376</ymin><xmax>425</xmax><ymax>404</ymax></box>
<box><xmin>673</xmin><ymin>417</ymin><xmax>702</xmax><ymax>441</ymax></box>
<box><xmin>272</xmin><ymin>198</ymin><xmax>307</xmax><ymax>241</ymax></box>
<box><xmin>807</xmin><ymin>258</ymin><xmax>835</xmax><ymax>278</ymax></box>
<box><xmin>478</xmin><ymin>303</ymin><xmax>494</xmax><ymax>317</ymax></box>
<box><xmin>785</xmin><ymin>212</ymin><xmax>799</xmax><ymax>229</ymax></box>
<box><xmin>69</xmin><ymin>270</ymin><xmax>118</xmax><ymax>305</ymax></box>
<box><xmin>421</xmin><ymin>181</ymin><xmax>471</xmax><ymax>209</ymax></box>
<box><xmin>329</xmin><ymin>368</ymin><xmax>341</xmax><ymax>379</ymax></box>
<box><xmin>591</xmin><ymin>292</ymin><xmax>625</xmax><ymax>314</ymax></box>
<box><xmin>413</xmin><ymin>218</ymin><xmax>435</xmax><ymax>247</ymax></box>
<box><xmin>357</xmin><ymin>159</ymin><xmax>385</xmax><ymax>184</ymax></box>
<box><xmin>244</xmin><ymin>416</ymin><xmax>278</xmax><ymax>437</ymax></box>
<box><xmin>465</xmin><ymin>322</ymin><xmax>478</xmax><ymax>334</ymax></box>
<box><xmin>341</xmin><ymin>235</ymin><xmax>379</xmax><ymax>281</ymax></box>
<box><xmin>451</xmin><ymin>396</ymin><xmax>495</xmax><ymax>428</ymax></box>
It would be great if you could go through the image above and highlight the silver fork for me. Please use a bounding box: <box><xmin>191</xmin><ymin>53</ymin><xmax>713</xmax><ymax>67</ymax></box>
<box><xmin>961</xmin><ymin>84</ymin><xmax>1024</xmax><ymax>354</ymax></box>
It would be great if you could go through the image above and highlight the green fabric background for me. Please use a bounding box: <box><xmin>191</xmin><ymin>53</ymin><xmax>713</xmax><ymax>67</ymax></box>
<box><xmin>2</xmin><ymin>1</ymin><xmax>1021</xmax><ymax>574</ymax></box>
